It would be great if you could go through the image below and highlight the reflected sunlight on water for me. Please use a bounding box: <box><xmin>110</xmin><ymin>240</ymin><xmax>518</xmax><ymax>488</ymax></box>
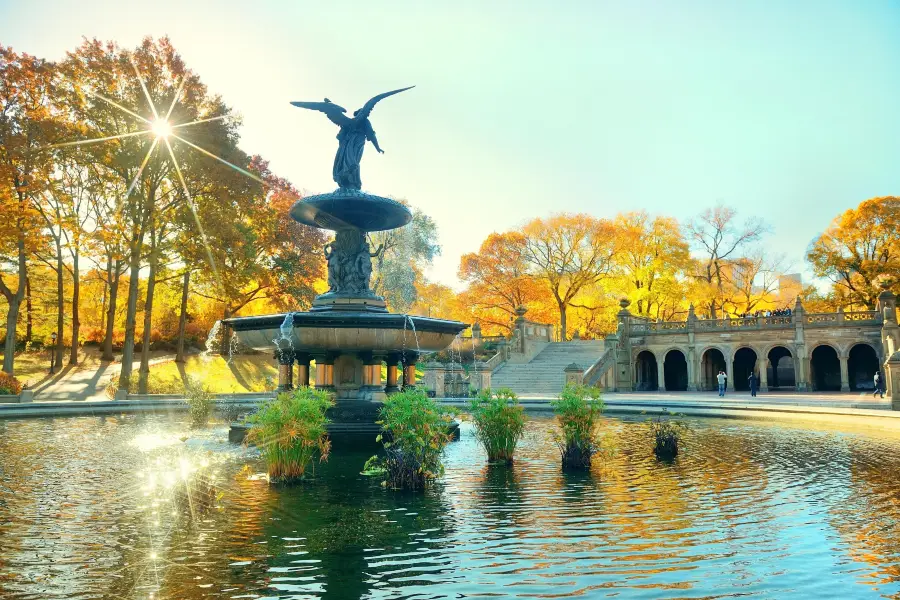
<box><xmin>2</xmin><ymin>414</ymin><xmax>900</xmax><ymax>598</ymax></box>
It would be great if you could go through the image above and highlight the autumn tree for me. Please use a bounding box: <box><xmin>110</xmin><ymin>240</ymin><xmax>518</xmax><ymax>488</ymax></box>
<box><xmin>0</xmin><ymin>46</ymin><xmax>63</xmax><ymax>373</ymax></box>
<box><xmin>458</xmin><ymin>231</ymin><xmax>544</xmax><ymax>333</ymax></box>
<box><xmin>611</xmin><ymin>211</ymin><xmax>693</xmax><ymax>319</ymax></box>
<box><xmin>192</xmin><ymin>156</ymin><xmax>326</xmax><ymax>319</ymax></box>
<box><xmin>61</xmin><ymin>37</ymin><xmax>254</xmax><ymax>387</ymax></box>
<box><xmin>686</xmin><ymin>205</ymin><xmax>768</xmax><ymax>319</ymax></box>
<box><xmin>807</xmin><ymin>196</ymin><xmax>900</xmax><ymax>309</ymax></box>
<box><xmin>369</xmin><ymin>204</ymin><xmax>440</xmax><ymax>313</ymax></box>
<box><xmin>521</xmin><ymin>213</ymin><xmax>618</xmax><ymax>340</ymax></box>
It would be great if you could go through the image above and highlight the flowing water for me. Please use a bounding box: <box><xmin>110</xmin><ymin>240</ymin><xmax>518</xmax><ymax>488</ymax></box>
<box><xmin>2</xmin><ymin>414</ymin><xmax>900</xmax><ymax>599</ymax></box>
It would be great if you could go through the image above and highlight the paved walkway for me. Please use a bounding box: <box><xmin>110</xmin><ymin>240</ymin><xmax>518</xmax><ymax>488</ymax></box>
<box><xmin>31</xmin><ymin>354</ymin><xmax>176</xmax><ymax>401</ymax></box>
<box><xmin>517</xmin><ymin>390</ymin><xmax>891</xmax><ymax>409</ymax></box>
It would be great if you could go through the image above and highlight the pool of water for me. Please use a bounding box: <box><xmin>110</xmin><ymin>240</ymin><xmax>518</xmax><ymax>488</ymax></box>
<box><xmin>2</xmin><ymin>413</ymin><xmax>900</xmax><ymax>599</ymax></box>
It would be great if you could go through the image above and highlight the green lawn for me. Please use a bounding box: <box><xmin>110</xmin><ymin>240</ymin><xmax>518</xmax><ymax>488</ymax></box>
<box><xmin>7</xmin><ymin>353</ymin><xmax>51</xmax><ymax>386</ymax></box>
<box><xmin>3</xmin><ymin>349</ymin><xmax>103</xmax><ymax>387</ymax></box>
<box><xmin>148</xmin><ymin>355</ymin><xmax>280</xmax><ymax>393</ymax></box>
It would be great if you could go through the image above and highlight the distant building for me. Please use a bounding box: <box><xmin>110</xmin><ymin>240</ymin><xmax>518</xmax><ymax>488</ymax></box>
<box><xmin>778</xmin><ymin>273</ymin><xmax>803</xmax><ymax>304</ymax></box>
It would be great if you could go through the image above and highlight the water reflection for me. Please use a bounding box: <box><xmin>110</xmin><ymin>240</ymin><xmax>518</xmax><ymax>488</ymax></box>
<box><xmin>3</xmin><ymin>415</ymin><xmax>900</xmax><ymax>598</ymax></box>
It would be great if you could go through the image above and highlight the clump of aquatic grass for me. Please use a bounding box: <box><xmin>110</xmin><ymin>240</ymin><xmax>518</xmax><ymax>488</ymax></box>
<box><xmin>0</xmin><ymin>372</ymin><xmax>23</xmax><ymax>395</ymax></box>
<box><xmin>551</xmin><ymin>383</ymin><xmax>604</xmax><ymax>469</ymax></box>
<box><xmin>369</xmin><ymin>388</ymin><xmax>454</xmax><ymax>490</ymax></box>
<box><xmin>469</xmin><ymin>387</ymin><xmax>526</xmax><ymax>464</ymax></box>
<box><xmin>246</xmin><ymin>387</ymin><xmax>334</xmax><ymax>482</ymax></box>
<box><xmin>184</xmin><ymin>376</ymin><xmax>214</xmax><ymax>428</ymax></box>
<box><xmin>649</xmin><ymin>415</ymin><xmax>688</xmax><ymax>460</ymax></box>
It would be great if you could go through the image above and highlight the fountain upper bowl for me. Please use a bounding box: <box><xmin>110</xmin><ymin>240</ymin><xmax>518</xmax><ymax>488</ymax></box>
<box><xmin>290</xmin><ymin>189</ymin><xmax>412</xmax><ymax>232</ymax></box>
<box><xmin>222</xmin><ymin>312</ymin><xmax>468</xmax><ymax>354</ymax></box>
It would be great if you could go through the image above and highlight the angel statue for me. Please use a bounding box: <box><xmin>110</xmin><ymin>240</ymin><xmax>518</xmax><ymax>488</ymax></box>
<box><xmin>291</xmin><ymin>86</ymin><xmax>414</xmax><ymax>190</ymax></box>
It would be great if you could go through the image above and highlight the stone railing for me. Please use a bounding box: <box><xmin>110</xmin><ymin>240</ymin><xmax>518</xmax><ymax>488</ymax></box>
<box><xmin>583</xmin><ymin>347</ymin><xmax>615</xmax><ymax>388</ymax></box>
<box><xmin>0</xmin><ymin>390</ymin><xmax>35</xmax><ymax>404</ymax></box>
<box><xmin>484</xmin><ymin>350</ymin><xmax>506</xmax><ymax>372</ymax></box>
<box><xmin>522</xmin><ymin>320</ymin><xmax>553</xmax><ymax>342</ymax></box>
<box><xmin>634</xmin><ymin>310</ymin><xmax>883</xmax><ymax>334</ymax></box>
<box><xmin>844</xmin><ymin>311</ymin><xmax>880</xmax><ymax>322</ymax></box>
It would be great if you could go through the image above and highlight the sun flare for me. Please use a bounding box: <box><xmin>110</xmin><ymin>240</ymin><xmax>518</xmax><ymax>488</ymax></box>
<box><xmin>151</xmin><ymin>118</ymin><xmax>172</xmax><ymax>139</ymax></box>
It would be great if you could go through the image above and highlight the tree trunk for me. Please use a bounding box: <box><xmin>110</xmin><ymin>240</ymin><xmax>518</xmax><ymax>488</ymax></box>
<box><xmin>54</xmin><ymin>240</ymin><xmax>64</xmax><ymax>371</ymax></box>
<box><xmin>138</xmin><ymin>228</ymin><xmax>159</xmax><ymax>394</ymax></box>
<box><xmin>2</xmin><ymin>214</ymin><xmax>28</xmax><ymax>374</ymax></box>
<box><xmin>118</xmin><ymin>249</ymin><xmax>142</xmax><ymax>389</ymax></box>
<box><xmin>102</xmin><ymin>259</ymin><xmax>120</xmax><ymax>362</ymax></box>
<box><xmin>559</xmin><ymin>302</ymin><xmax>568</xmax><ymax>342</ymax></box>
<box><xmin>69</xmin><ymin>249</ymin><xmax>80</xmax><ymax>365</ymax></box>
<box><xmin>99</xmin><ymin>253</ymin><xmax>110</xmax><ymax>336</ymax></box>
<box><xmin>24</xmin><ymin>276</ymin><xmax>32</xmax><ymax>344</ymax></box>
<box><xmin>175</xmin><ymin>269</ymin><xmax>190</xmax><ymax>363</ymax></box>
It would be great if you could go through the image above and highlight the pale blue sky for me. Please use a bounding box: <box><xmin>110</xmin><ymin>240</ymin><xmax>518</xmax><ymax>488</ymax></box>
<box><xmin>2</xmin><ymin>0</ymin><xmax>898</xmax><ymax>287</ymax></box>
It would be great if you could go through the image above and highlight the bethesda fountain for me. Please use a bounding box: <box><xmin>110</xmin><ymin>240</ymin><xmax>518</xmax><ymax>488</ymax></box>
<box><xmin>225</xmin><ymin>86</ymin><xmax>467</xmax><ymax>443</ymax></box>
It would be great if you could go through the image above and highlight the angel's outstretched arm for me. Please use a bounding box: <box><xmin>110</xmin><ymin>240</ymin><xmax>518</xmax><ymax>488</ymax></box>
<box><xmin>367</xmin><ymin>125</ymin><xmax>384</xmax><ymax>154</ymax></box>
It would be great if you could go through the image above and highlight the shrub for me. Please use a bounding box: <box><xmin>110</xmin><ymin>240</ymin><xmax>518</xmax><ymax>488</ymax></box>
<box><xmin>469</xmin><ymin>387</ymin><xmax>526</xmax><ymax>463</ymax></box>
<box><xmin>0</xmin><ymin>372</ymin><xmax>23</xmax><ymax>395</ymax></box>
<box><xmin>649</xmin><ymin>416</ymin><xmax>688</xmax><ymax>460</ymax></box>
<box><xmin>372</xmin><ymin>388</ymin><xmax>454</xmax><ymax>490</ymax></box>
<box><xmin>184</xmin><ymin>376</ymin><xmax>214</xmax><ymax>428</ymax></box>
<box><xmin>245</xmin><ymin>387</ymin><xmax>334</xmax><ymax>482</ymax></box>
<box><xmin>551</xmin><ymin>383</ymin><xmax>604</xmax><ymax>469</ymax></box>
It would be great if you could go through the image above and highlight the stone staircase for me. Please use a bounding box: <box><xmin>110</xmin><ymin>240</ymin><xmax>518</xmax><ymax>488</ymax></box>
<box><xmin>491</xmin><ymin>341</ymin><xmax>607</xmax><ymax>396</ymax></box>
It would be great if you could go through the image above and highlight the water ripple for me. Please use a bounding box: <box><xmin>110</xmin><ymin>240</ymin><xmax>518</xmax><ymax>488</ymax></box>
<box><xmin>3</xmin><ymin>415</ymin><xmax>900</xmax><ymax>598</ymax></box>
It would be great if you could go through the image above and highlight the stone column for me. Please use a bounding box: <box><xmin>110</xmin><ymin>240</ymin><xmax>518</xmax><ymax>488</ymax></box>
<box><xmin>358</xmin><ymin>352</ymin><xmax>385</xmax><ymax>400</ymax></box>
<box><xmin>759</xmin><ymin>358</ymin><xmax>769</xmax><ymax>392</ymax></box>
<box><xmin>564</xmin><ymin>363</ymin><xmax>584</xmax><ymax>387</ymax></box>
<box><xmin>839</xmin><ymin>355</ymin><xmax>850</xmax><ymax>392</ymax></box>
<box><xmin>726</xmin><ymin>351</ymin><xmax>735</xmax><ymax>392</ymax></box>
<box><xmin>422</xmin><ymin>362</ymin><xmax>446</xmax><ymax>397</ymax></box>
<box><xmin>514</xmin><ymin>305</ymin><xmax>528</xmax><ymax>350</ymax></box>
<box><xmin>313</xmin><ymin>353</ymin><xmax>335</xmax><ymax>391</ymax></box>
<box><xmin>794</xmin><ymin>297</ymin><xmax>809</xmax><ymax>391</ymax></box>
<box><xmin>402</xmin><ymin>353</ymin><xmax>418</xmax><ymax>389</ymax></box>
<box><xmin>471</xmin><ymin>361</ymin><xmax>491</xmax><ymax>393</ymax></box>
<box><xmin>295</xmin><ymin>353</ymin><xmax>311</xmax><ymax>388</ymax></box>
<box><xmin>887</xmin><ymin>352</ymin><xmax>900</xmax><ymax>409</ymax></box>
<box><xmin>275</xmin><ymin>348</ymin><xmax>294</xmax><ymax>391</ymax></box>
<box><xmin>686</xmin><ymin>348</ymin><xmax>697</xmax><ymax>392</ymax></box>
<box><xmin>657</xmin><ymin>358</ymin><xmax>666</xmax><ymax>392</ymax></box>
<box><xmin>385</xmin><ymin>353</ymin><xmax>401</xmax><ymax>394</ymax></box>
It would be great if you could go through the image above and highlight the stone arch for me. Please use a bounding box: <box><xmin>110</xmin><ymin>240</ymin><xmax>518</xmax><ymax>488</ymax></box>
<box><xmin>732</xmin><ymin>346</ymin><xmax>758</xmax><ymax>391</ymax></box>
<box><xmin>810</xmin><ymin>343</ymin><xmax>841</xmax><ymax>391</ymax></box>
<box><xmin>848</xmin><ymin>342</ymin><xmax>881</xmax><ymax>391</ymax></box>
<box><xmin>634</xmin><ymin>349</ymin><xmax>658</xmax><ymax>391</ymax></box>
<box><xmin>766</xmin><ymin>345</ymin><xmax>795</xmax><ymax>390</ymax></box>
<box><xmin>663</xmin><ymin>348</ymin><xmax>688</xmax><ymax>391</ymax></box>
<box><xmin>699</xmin><ymin>346</ymin><xmax>727</xmax><ymax>391</ymax></box>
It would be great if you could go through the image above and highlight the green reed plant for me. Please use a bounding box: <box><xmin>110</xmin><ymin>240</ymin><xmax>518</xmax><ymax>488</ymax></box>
<box><xmin>371</xmin><ymin>388</ymin><xmax>454</xmax><ymax>490</ymax></box>
<box><xmin>183</xmin><ymin>376</ymin><xmax>215</xmax><ymax>428</ymax></box>
<box><xmin>649</xmin><ymin>416</ymin><xmax>688</xmax><ymax>460</ymax></box>
<box><xmin>469</xmin><ymin>388</ymin><xmax>526</xmax><ymax>464</ymax></box>
<box><xmin>246</xmin><ymin>387</ymin><xmax>334</xmax><ymax>482</ymax></box>
<box><xmin>551</xmin><ymin>383</ymin><xmax>604</xmax><ymax>469</ymax></box>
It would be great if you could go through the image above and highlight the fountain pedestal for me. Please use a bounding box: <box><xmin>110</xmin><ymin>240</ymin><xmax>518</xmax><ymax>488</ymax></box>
<box><xmin>224</xmin><ymin>189</ymin><xmax>468</xmax><ymax>447</ymax></box>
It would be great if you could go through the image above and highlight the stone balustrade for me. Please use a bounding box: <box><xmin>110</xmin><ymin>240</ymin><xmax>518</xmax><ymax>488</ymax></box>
<box><xmin>634</xmin><ymin>310</ymin><xmax>883</xmax><ymax>335</ymax></box>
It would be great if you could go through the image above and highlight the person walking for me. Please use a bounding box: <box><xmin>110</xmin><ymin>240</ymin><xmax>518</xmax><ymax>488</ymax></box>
<box><xmin>874</xmin><ymin>371</ymin><xmax>885</xmax><ymax>399</ymax></box>
<box><xmin>748</xmin><ymin>372</ymin><xmax>758</xmax><ymax>397</ymax></box>
<box><xmin>717</xmin><ymin>370</ymin><xmax>727</xmax><ymax>397</ymax></box>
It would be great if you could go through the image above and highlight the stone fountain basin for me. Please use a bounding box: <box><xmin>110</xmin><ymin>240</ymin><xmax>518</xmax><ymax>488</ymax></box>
<box><xmin>223</xmin><ymin>312</ymin><xmax>468</xmax><ymax>353</ymax></box>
